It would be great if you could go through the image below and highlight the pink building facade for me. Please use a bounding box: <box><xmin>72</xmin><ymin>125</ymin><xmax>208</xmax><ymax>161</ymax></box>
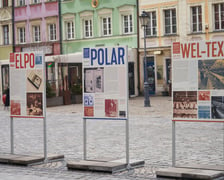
<box><xmin>14</xmin><ymin>0</ymin><xmax>60</xmax><ymax>55</ymax></box>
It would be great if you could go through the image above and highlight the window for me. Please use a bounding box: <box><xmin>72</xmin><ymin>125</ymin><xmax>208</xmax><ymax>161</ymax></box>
<box><xmin>49</xmin><ymin>24</ymin><xmax>56</xmax><ymax>41</ymax></box>
<box><xmin>66</xmin><ymin>21</ymin><xmax>74</xmax><ymax>39</ymax></box>
<box><xmin>145</xmin><ymin>11</ymin><xmax>157</xmax><ymax>36</ymax></box>
<box><xmin>18</xmin><ymin>0</ymin><xmax>25</xmax><ymax>6</ymax></box>
<box><xmin>123</xmin><ymin>14</ymin><xmax>133</xmax><ymax>34</ymax></box>
<box><xmin>191</xmin><ymin>6</ymin><xmax>202</xmax><ymax>32</ymax></box>
<box><xmin>3</xmin><ymin>0</ymin><xmax>8</xmax><ymax>7</ymax></box>
<box><xmin>164</xmin><ymin>9</ymin><xmax>176</xmax><ymax>35</ymax></box>
<box><xmin>102</xmin><ymin>17</ymin><xmax>111</xmax><ymax>36</ymax></box>
<box><xmin>3</xmin><ymin>25</ymin><xmax>9</xmax><ymax>45</ymax></box>
<box><xmin>84</xmin><ymin>19</ymin><xmax>92</xmax><ymax>38</ymax></box>
<box><xmin>1</xmin><ymin>65</ymin><xmax>9</xmax><ymax>94</ymax></box>
<box><xmin>33</xmin><ymin>0</ymin><xmax>40</xmax><ymax>3</ymax></box>
<box><xmin>214</xmin><ymin>3</ymin><xmax>224</xmax><ymax>30</ymax></box>
<box><xmin>33</xmin><ymin>26</ymin><xmax>41</xmax><ymax>42</ymax></box>
<box><xmin>18</xmin><ymin>27</ymin><xmax>25</xmax><ymax>44</ymax></box>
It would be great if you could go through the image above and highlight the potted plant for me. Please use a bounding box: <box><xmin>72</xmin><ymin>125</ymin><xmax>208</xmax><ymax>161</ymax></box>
<box><xmin>46</xmin><ymin>82</ymin><xmax>63</xmax><ymax>107</ymax></box>
<box><xmin>71</xmin><ymin>84</ymin><xmax>82</xmax><ymax>104</ymax></box>
<box><xmin>162</xmin><ymin>81</ymin><xmax>169</xmax><ymax>96</ymax></box>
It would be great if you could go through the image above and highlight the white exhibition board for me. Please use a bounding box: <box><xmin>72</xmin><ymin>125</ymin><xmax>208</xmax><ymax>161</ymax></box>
<box><xmin>82</xmin><ymin>46</ymin><xmax>128</xmax><ymax>120</ymax></box>
<box><xmin>172</xmin><ymin>41</ymin><xmax>224</xmax><ymax>122</ymax></box>
<box><xmin>9</xmin><ymin>52</ymin><xmax>45</xmax><ymax>118</ymax></box>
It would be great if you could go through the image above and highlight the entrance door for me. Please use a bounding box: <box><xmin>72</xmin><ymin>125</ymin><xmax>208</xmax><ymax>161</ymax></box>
<box><xmin>166</xmin><ymin>58</ymin><xmax>171</xmax><ymax>95</ymax></box>
<box><xmin>128</xmin><ymin>62</ymin><xmax>135</xmax><ymax>96</ymax></box>
<box><xmin>144</xmin><ymin>57</ymin><xmax>155</xmax><ymax>95</ymax></box>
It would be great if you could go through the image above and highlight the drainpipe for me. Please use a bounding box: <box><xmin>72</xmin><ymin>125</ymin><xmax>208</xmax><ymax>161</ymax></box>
<box><xmin>136</xmin><ymin>0</ymin><xmax>140</xmax><ymax>95</ymax></box>
<box><xmin>12</xmin><ymin>0</ymin><xmax>15</xmax><ymax>52</ymax></box>
<box><xmin>58</xmin><ymin>0</ymin><xmax>62</xmax><ymax>54</ymax></box>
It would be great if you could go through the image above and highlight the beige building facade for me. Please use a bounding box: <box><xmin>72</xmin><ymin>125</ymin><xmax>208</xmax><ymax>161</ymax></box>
<box><xmin>0</xmin><ymin>0</ymin><xmax>12</xmax><ymax>101</ymax></box>
<box><xmin>139</xmin><ymin>0</ymin><xmax>224</xmax><ymax>95</ymax></box>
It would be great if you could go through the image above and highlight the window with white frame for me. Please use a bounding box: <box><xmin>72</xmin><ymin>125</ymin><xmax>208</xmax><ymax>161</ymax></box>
<box><xmin>145</xmin><ymin>11</ymin><xmax>157</xmax><ymax>36</ymax></box>
<box><xmin>164</xmin><ymin>9</ymin><xmax>176</xmax><ymax>35</ymax></box>
<box><xmin>3</xmin><ymin>0</ymin><xmax>8</xmax><ymax>7</ymax></box>
<box><xmin>33</xmin><ymin>0</ymin><xmax>40</xmax><ymax>4</ymax></box>
<box><xmin>18</xmin><ymin>0</ymin><xmax>25</xmax><ymax>6</ymax></box>
<box><xmin>191</xmin><ymin>6</ymin><xmax>202</xmax><ymax>32</ymax></box>
<box><xmin>33</xmin><ymin>25</ymin><xmax>41</xmax><ymax>42</ymax></box>
<box><xmin>66</xmin><ymin>21</ymin><xmax>74</xmax><ymax>39</ymax></box>
<box><xmin>83</xmin><ymin>19</ymin><xmax>93</xmax><ymax>38</ymax></box>
<box><xmin>214</xmin><ymin>3</ymin><xmax>224</xmax><ymax>30</ymax></box>
<box><xmin>101</xmin><ymin>16</ymin><xmax>111</xmax><ymax>36</ymax></box>
<box><xmin>18</xmin><ymin>27</ymin><xmax>25</xmax><ymax>44</ymax></box>
<box><xmin>122</xmin><ymin>14</ymin><xmax>133</xmax><ymax>34</ymax></box>
<box><xmin>3</xmin><ymin>25</ymin><xmax>9</xmax><ymax>45</ymax></box>
<box><xmin>48</xmin><ymin>24</ymin><xmax>56</xmax><ymax>41</ymax></box>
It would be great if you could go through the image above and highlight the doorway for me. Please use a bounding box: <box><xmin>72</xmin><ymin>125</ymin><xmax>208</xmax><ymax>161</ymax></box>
<box><xmin>144</xmin><ymin>57</ymin><xmax>155</xmax><ymax>95</ymax></box>
<box><xmin>128</xmin><ymin>62</ymin><xmax>135</xmax><ymax>96</ymax></box>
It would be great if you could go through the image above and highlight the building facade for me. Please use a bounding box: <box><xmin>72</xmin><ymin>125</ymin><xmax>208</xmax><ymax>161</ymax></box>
<box><xmin>13</xmin><ymin>0</ymin><xmax>61</xmax><ymax>55</ymax></box>
<box><xmin>12</xmin><ymin>0</ymin><xmax>61</xmax><ymax>104</ymax></box>
<box><xmin>47</xmin><ymin>0</ymin><xmax>139</xmax><ymax>104</ymax></box>
<box><xmin>139</xmin><ymin>0</ymin><xmax>224</xmax><ymax>95</ymax></box>
<box><xmin>0</xmin><ymin>0</ymin><xmax>12</xmax><ymax>101</ymax></box>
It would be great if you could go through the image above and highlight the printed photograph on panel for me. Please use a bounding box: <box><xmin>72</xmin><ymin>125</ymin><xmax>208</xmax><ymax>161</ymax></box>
<box><xmin>173</xmin><ymin>91</ymin><xmax>197</xmax><ymax>118</ymax></box>
<box><xmin>27</xmin><ymin>69</ymin><xmax>43</xmax><ymax>91</ymax></box>
<box><xmin>10</xmin><ymin>100</ymin><xmax>21</xmax><ymax>115</ymax></box>
<box><xmin>211</xmin><ymin>96</ymin><xmax>224</xmax><ymax>119</ymax></box>
<box><xmin>198</xmin><ymin>106</ymin><xmax>210</xmax><ymax>119</ymax></box>
<box><xmin>105</xmin><ymin>99</ymin><xmax>118</xmax><ymax>117</ymax></box>
<box><xmin>198</xmin><ymin>91</ymin><xmax>210</xmax><ymax>101</ymax></box>
<box><xmin>84</xmin><ymin>94</ymin><xmax>94</xmax><ymax>117</ymax></box>
<box><xmin>27</xmin><ymin>93</ymin><xmax>43</xmax><ymax>116</ymax></box>
<box><xmin>84</xmin><ymin>68</ymin><xmax>104</xmax><ymax>93</ymax></box>
<box><xmin>198</xmin><ymin>59</ymin><xmax>224</xmax><ymax>90</ymax></box>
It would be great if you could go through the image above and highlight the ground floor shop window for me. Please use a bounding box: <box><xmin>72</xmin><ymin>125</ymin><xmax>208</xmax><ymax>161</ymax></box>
<box><xmin>1</xmin><ymin>65</ymin><xmax>9</xmax><ymax>93</ymax></box>
<box><xmin>46</xmin><ymin>62</ymin><xmax>56</xmax><ymax>98</ymax></box>
<box><xmin>58</xmin><ymin>63</ymin><xmax>82</xmax><ymax>104</ymax></box>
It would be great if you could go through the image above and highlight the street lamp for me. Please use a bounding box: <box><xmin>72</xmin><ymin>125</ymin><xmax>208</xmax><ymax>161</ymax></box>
<box><xmin>140</xmin><ymin>11</ymin><xmax>150</xmax><ymax>107</ymax></box>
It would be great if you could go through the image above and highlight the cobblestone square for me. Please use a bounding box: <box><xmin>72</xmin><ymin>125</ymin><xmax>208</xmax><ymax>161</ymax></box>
<box><xmin>0</xmin><ymin>96</ymin><xmax>223</xmax><ymax>179</ymax></box>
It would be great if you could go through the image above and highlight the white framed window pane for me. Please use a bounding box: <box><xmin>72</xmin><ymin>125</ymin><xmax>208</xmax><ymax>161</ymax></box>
<box><xmin>102</xmin><ymin>17</ymin><xmax>111</xmax><ymax>36</ymax></box>
<box><xmin>33</xmin><ymin>0</ymin><xmax>40</xmax><ymax>3</ymax></box>
<box><xmin>191</xmin><ymin>6</ymin><xmax>202</xmax><ymax>32</ymax></box>
<box><xmin>19</xmin><ymin>0</ymin><xmax>25</xmax><ymax>6</ymax></box>
<box><xmin>19</xmin><ymin>27</ymin><xmax>25</xmax><ymax>43</ymax></box>
<box><xmin>123</xmin><ymin>14</ymin><xmax>133</xmax><ymax>34</ymax></box>
<box><xmin>3</xmin><ymin>0</ymin><xmax>8</xmax><ymax>7</ymax></box>
<box><xmin>164</xmin><ymin>9</ymin><xmax>176</xmax><ymax>34</ymax></box>
<box><xmin>3</xmin><ymin>25</ymin><xmax>9</xmax><ymax>45</ymax></box>
<box><xmin>214</xmin><ymin>3</ymin><xmax>224</xmax><ymax>30</ymax></box>
<box><xmin>33</xmin><ymin>26</ymin><xmax>41</xmax><ymax>42</ymax></box>
<box><xmin>49</xmin><ymin>24</ymin><xmax>56</xmax><ymax>41</ymax></box>
<box><xmin>84</xmin><ymin>20</ymin><xmax>92</xmax><ymax>38</ymax></box>
<box><xmin>67</xmin><ymin>21</ymin><xmax>74</xmax><ymax>39</ymax></box>
<box><xmin>145</xmin><ymin>11</ymin><xmax>157</xmax><ymax>36</ymax></box>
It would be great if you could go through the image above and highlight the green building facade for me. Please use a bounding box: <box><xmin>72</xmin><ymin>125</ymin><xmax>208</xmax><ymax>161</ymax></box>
<box><xmin>47</xmin><ymin>0</ymin><xmax>139</xmax><ymax>104</ymax></box>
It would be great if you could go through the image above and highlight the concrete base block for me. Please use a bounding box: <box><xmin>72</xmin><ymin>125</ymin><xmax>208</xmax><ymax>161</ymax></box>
<box><xmin>156</xmin><ymin>167</ymin><xmax>224</xmax><ymax>180</ymax></box>
<box><xmin>0</xmin><ymin>153</ymin><xmax>64</xmax><ymax>166</ymax></box>
<box><xmin>67</xmin><ymin>158</ymin><xmax>145</xmax><ymax>173</ymax></box>
<box><xmin>177</xmin><ymin>164</ymin><xmax>224</xmax><ymax>171</ymax></box>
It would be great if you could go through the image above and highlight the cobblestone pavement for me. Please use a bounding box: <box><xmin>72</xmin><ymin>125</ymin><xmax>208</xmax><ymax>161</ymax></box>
<box><xmin>0</xmin><ymin>96</ymin><xmax>224</xmax><ymax>179</ymax></box>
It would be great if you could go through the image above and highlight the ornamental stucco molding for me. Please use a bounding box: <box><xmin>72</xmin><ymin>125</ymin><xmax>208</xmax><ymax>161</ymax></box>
<box><xmin>0</xmin><ymin>8</ymin><xmax>12</xmax><ymax>22</ymax></box>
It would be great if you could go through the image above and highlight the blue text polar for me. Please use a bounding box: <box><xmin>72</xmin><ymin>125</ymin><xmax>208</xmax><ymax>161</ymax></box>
<box><xmin>91</xmin><ymin>47</ymin><xmax>125</xmax><ymax>66</ymax></box>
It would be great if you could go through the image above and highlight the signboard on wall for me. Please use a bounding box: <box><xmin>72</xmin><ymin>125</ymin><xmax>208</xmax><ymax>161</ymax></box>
<box><xmin>9</xmin><ymin>52</ymin><xmax>45</xmax><ymax>118</ymax></box>
<box><xmin>82</xmin><ymin>46</ymin><xmax>128</xmax><ymax>120</ymax></box>
<box><xmin>172</xmin><ymin>41</ymin><xmax>224</xmax><ymax>122</ymax></box>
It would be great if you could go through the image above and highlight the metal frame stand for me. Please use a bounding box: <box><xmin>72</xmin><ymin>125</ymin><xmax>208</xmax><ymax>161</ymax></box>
<box><xmin>83</xmin><ymin>117</ymin><xmax>130</xmax><ymax>167</ymax></box>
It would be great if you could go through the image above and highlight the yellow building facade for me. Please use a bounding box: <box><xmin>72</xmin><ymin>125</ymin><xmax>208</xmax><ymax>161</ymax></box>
<box><xmin>139</xmin><ymin>0</ymin><xmax>224</xmax><ymax>95</ymax></box>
